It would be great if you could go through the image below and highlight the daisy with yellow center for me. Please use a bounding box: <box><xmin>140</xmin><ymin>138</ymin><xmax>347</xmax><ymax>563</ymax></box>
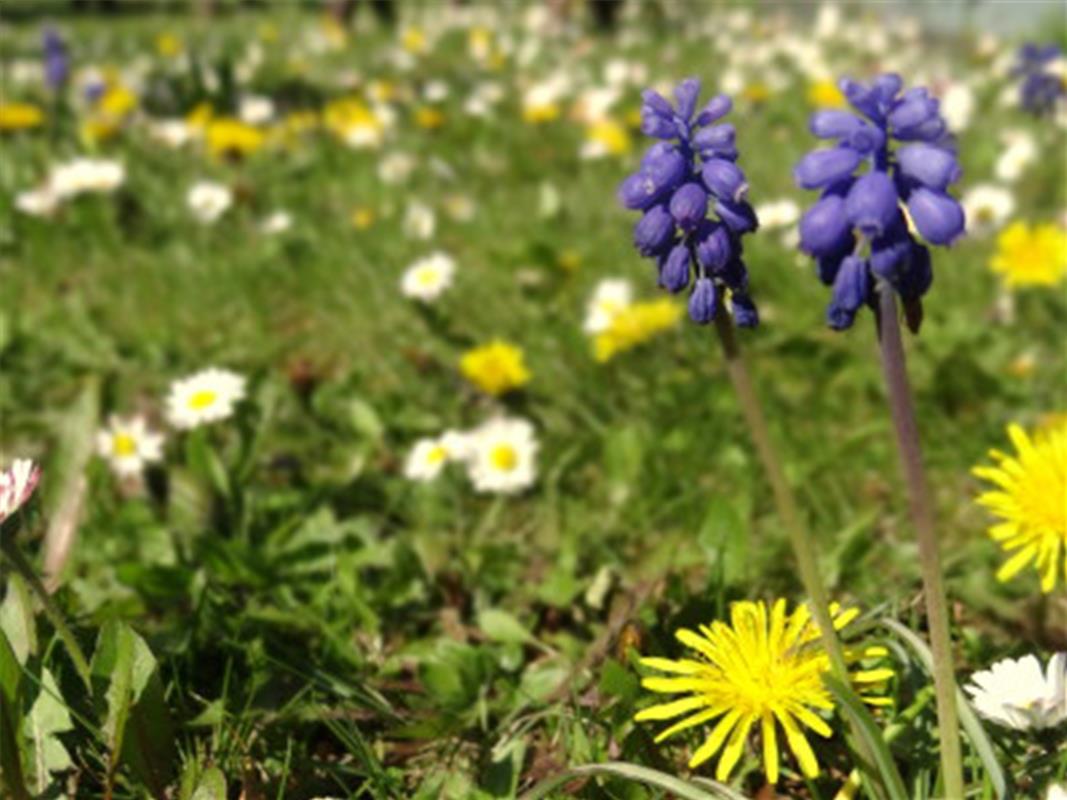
<box><xmin>165</xmin><ymin>368</ymin><xmax>247</xmax><ymax>430</ymax></box>
<box><xmin>400</xmin><ymin>253</ymin><xmax>456</xmax><ymax>303</ymax></box>
<box><xmin>459</xmin><ymin>341</ymin><xmax>530</xmax><ymax>397</ymax></box>
<box><xmin>403</xmin><ymin>431</ymin><xmax>468</xmax><ymax>483</ymax></box>
<box><xmin>989</xmin><ymin>221</ymin><xmax>1067</xmax><ymax>288</ymax></box>
<box><xmin>96</xmin><ymin>415</ymin><xmax>164</xmax><ymax>477</ymax></box>
<box><xmin>636</xmin><ymin>599</ymin><xmax>892</xmax><ymax>784</ymax></box>
<box><xmin>464</xmin><ymin>417</ymin><xmax>538</xmax><ymax>494</ymax></box>
<box><xmin>973</xmin><ymin>420</ymin><xmax>1067</xmax><ymax>592</ymax></box>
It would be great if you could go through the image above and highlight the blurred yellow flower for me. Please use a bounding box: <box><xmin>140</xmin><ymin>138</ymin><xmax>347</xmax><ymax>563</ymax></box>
<box><xmin>414</xmin><ymin>106</ymin><xmax>445</xmax><ymax>130</ymax></box>
<box><xmin>989</xmin><ymin>222</ymin><xmax>1067</xmax><ymax>288</ymax></box>
<box><xmin>401</xmin><ymin>26</ymin><xmax>427</xmax><ymax>54</ymax></box>
<box><xmin>460</xmin><ymin>341</ymin><xmax>530</xmax><ymax>396</ymax></box>
<box><xmin>351</xmin><ymin>206</ymin><xmax>375</xmax><ymax>230</ymax></box>
<box><xmin>593</xmin><ymin>299</ymin><xmax>682</xmax><ymax>362</ymax></box>
<box><xmin>973</xmin><ymin>420</ymin><xmax>1066</xmax><ymax>592</ymax></box>
<box><xmin>98</xmin><ymin>84</ymin><xmax>137</xmax><ymax>118</ymax></box>
<box><xmin>557</xmin><ymin>250</ymin><xmax>581</xmax><ymax>273</ymax></box>
<box><xmin>584</xmin><ymin>118</ymin><xmax>632</xmax><ymax>157</ymax></box>
<box><xmin>206</xmin><ymin>118</ymin><xmax>266</xmax><ymax>159</ymax></box>
<box><xmin>324</xmin><ymin>97</ymin><xmax>383</xmax><ymax>148</ymax></box>
<box><xmin>258</xmin><ymin>22</ymin><xmax>279</xmax><ymax>43</ymax></box>
<box><xmin>186</xmin><ymin>102</ymin><xmax>214</xmax><ymax>131</ymax></box>
<box><xmin>807</xmin><ymin>79</ymin><xmax>846</xmax><ymax>108</ymax></box>
<box><xmin>635</xmin><ymin>600</ymin><xmax>891</xmax><ymax>783</ymax></box>
<box><xmin>0</xmin><ymin>102</ymin><xmax>44</xmax><ymax>132</ymax></box>
<box><xmin>155</xmin><ymin>32</ymin><xmax>183</xmax><ymax>58</ymax></box>
<box><xmin>523</xmin><ymin>103</ymin><xmax>560</xmax><ymax>124</ymax></box>
<box><xmin>742</xmin><ymin>82</ymin><xmax>771</xmax><ymax>104</ymax></box>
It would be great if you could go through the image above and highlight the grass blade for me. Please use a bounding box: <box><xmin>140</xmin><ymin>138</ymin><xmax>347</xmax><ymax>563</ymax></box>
<box><xmin>519</xmin><ymin>761</ymin><xmax>751</xmax><ymax>800</ymax></box>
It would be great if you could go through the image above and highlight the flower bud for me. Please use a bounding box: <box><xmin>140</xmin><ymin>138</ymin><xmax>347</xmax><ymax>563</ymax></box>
<box><xmin>701</xmin><ymin>158</ymin><xmax>748</xmax><ymax>202</ymax></box>
<box><xmin>731</xmin><ymin>293</ymin><xmax>759</xmax><ymax>328</ymax></box>
<box><xmin>847</xmin><ymin>124</ymin><xmax>885</xmax><ymax>154</ymax></box>
<box><xmin>633</xmin><ymin>205</ymin><xmax>675</xmax><ymax>256</ymax></box>
<box><xmin>714</xmin><ymin>199</ymin><xmax>758</xmax><ymax>234</ymax></box>
<box><xmin>669</xmin><ymin>182</ymin><xmax>709</xmax><ymax>231</ymax></box>
<box><xmin>810</xmin><ymin>110</ymin><xmax>863</xmax><ymax>139</ymax></box>
<box><xmin>907</xmin><ymin>187</ymin><xmax>965</xmax><ymax>245</ymax></box>
<box><xmin>794</xmin><ymin>147</ymin><xmax>862</xmax><ymax>189</ymax></box>
<box><xmin>897</xmin><ymin>144</ymin><xmax>961</xmax><ymax>190</ymax></box>
<box><xmin>659</xmin><ymin>243</ymin><xmax>691</xmax><ymax>293</ymax></box>
<box><xmin>827</xmin><ymin>255</ymin><xmax>870</xmax><ymax>329</ymax></box>
<box><xmin>887</xmin><ymin>94</ymin><xmax>939</xmax><ymax>132</ymax></box>
<box><xmin>674</xmin><ymin>78</ymin><xmax>701</xmax><ymax>121</ymax></box>
<box><xmin>845</xmin><ymin>171</ymin><xmax>899</xmax><ymax>237</ymax></box>
<box><xmin>688</xmin><ymin>277</ymin><xmax>717</xmax><ymax>324</ymax></box>
<box><xmin>799</xmin><ymin>194</ymin><xmax>851</xmax><ymax>256</ymax></box>
<box><xmin>695</xmin><ymin>221</ymin><xmax>733</xmax><ymax>270</ymax></box>
<box><xmin>695</xmin><ymin>94</ymin><xmax>732</xmax><ymax>126</ymax></box>
<box><xmin>692</xmin><ymin>123</ymin><xmax>736</xmax><ymax>155</ymax></box>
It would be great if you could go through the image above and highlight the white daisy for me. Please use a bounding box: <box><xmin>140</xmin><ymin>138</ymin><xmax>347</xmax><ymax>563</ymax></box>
<box><xmin>464</xmin><ymin>417</ymin><xmax>538</xmax><ymax>495</ymax></box>
<box><xmin>403</xmin><ymin>201</ymin><xmax>436</xmax><ymax>240</ymax></box>
<box><xmin>49</xmin><ymin>158</ymin><xmax>125</xmax><ymax>199</ymax></box>
<box><xmin>754</xmin><ymin>198</ymin><xmax>800</xmax><ymax>229</ymax></box>
<box><xmin>165</xmin><ymin>368</ymin><xmax>246</xmax><ymax>430</ymax></box>
<box><xmin>238</xmin><ymin>94</ymin><xmax>274</xmax><ymax>126</ymax></box>
<box><xmin>583</xmin><ymin>279</ymin><xmax>633</xmax><ymax>334</ymax></box>
<box><xmin>378</xmin><ymin>152</ymin><xmax>416</xmax><ymax>185</ymax></box>
<box><xmin>0</xmin><ymin>459</ymin><xmax>41</xmax><ymax>524</ymax></box>
<box><xmin>939</xmin><ymin>82</ymin><xmax>975</xmax><ymax>132</ymax></box>
<box><xmin>995</xmin><ymin>131</ymin><xmax>1037</xmax><ymax>182</ymax></box>
<box><xmin>260</xmin><ymin>211</ymin><xmax>292</xmax><ymax>235</ymax></box>
<box><xmin>96</xmin><ymin>415</ymin><xmax>164</xmax><ymax>477</ymax></box>
<box><xmin>961</xmin><ymin>184</ymin><xmax>1015</xmax><ymax>236</ymax></box>
<box><xmin>403</xmin><ymin>431</ymin><xmax>467</xmax><ymax>482</ymax></box>
<box><xmin>1049</xmin><ymin>785</ymin><xmax>1067</xmax><ymax>800</ymax></box>
<box><xmin>15</xmin><ymin>185</ymin><xmax>60</xmax><ymax>217</ymax></box>
<box><xmin>149</xmin><ymin>119</ymin><xmax>193</xmax><ymax>149</ymax></box>
<box><xmin>187</xmin><ymin>181</ymin><xmax>233</xmax><ymax>224</ymax></box>
<box><xmin>965</xmin><ymin>653</ymin><xmax>1066</xmax><ymax>731</ymax></box>
<box><xmin>400</xmin><ymin>252</ymin><xmax>456</xmax><ymax>302</ymax></box>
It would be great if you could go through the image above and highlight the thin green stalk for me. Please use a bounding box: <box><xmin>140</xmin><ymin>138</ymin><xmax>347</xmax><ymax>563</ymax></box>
<box><xmin>873</xmin><ymin>283</ymin><xmax>964</xmax><ymax>798</ymax></box>
<box><xmin>0</xmin><ymin>534</ymin><xmax>92</xmax><ymax>690</ymax></box>
<box><xmin>710</xmin><ymin>297</ymin><xmax>849</xmax><ymax>680</ymax></box>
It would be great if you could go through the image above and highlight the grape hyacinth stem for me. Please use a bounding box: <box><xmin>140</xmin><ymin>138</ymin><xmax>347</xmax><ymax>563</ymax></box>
<box><xmin>873</xmin><ymin>281</ymin><xmax>964</xmax><ymax>798</ymax></box>
<box><xmin>0</xmin><ymin>534</ymin><xmax>92</xmax><ymax>690</ymax></box>
<box><xmin>710</xmin><ymin>295</ymin><xmax>849</xmax><ymax>680</ymax></box>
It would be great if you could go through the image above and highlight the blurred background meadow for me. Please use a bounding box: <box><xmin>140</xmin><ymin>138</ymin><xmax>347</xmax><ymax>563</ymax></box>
<box><xmin>1</xmin><ymin>1</ymin><xmax>1065</xmax><ymax>798</ymax></box>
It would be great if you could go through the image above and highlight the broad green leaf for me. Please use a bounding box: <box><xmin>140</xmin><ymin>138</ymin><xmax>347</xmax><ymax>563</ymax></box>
<box><xmin>0</xmin><ymin>628</ymin><xmax>30</xmax><ymax>800</ymax></box>
<box><xmin>823</xmin><ymin>675</ymin><xmax>909</xmax><ymax>800</ymax></box>
<box><xmin>477</xmin><ymin>608</ymin><xmax>534</xmax><ymax>646</ymax></box>
<box><xmin>23</xmin><ymin>668</ymin><xmax>73</xmax><ymax>794</ymax></box>
<box><xmin>520</xmin><ymin>761</ymin><xmax>751</xmax><ymax>800</ymax></box>
<box><xmin>882</xmin><ymin>618</ymin><xmax>1011</xmax><ymax>799</ymax></box>
<box><xmin>0</xmin><ymin>575</ymin><xmax>37</xmax><ymax>665</ymax></box>
<box><xmin>189</xmin><ymin>766</ymin><xmax>226</xmax><ymax>800</ymax></box>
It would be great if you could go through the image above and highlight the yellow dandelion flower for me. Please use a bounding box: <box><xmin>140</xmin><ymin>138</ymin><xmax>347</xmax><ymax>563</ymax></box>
<box><xmin>460</xmin><ymin>341</ymin><xmax>530</xmax><ymax>396</ymax></box>
<box><xmin>414</xmin><ymin>106</ymin><xmax>445</xmax><ymax>130</ymax></box>
<box><xmin>186</xmin><ymin>102</ymin><xmax>214</xmax><ymax>131</ymax></box>
<box><xmin>973</xmin><ymin>420</ymin><xmax>1067</xmax><ymax>592</ymax></box>
<box><xmin>593</xmin><ymin>299</ymin><xmax>682</xmax><ymax>362</ymax></box>
<box><xmin>807</xmin><ymin>79</ymin><xmax>847</xmax><ymax>108</ymax></box>
<box><xmin>0</xmin><ymin>102</ymin><xmax>44</xmax><ymax>132</ymax></box>
<box><xmin>557</xmin><ymin>250</ymin><xmax>582</xmax><ymax>273</ymax></box>
<box><xmin>98</xmin><ymin>84</ymin><xmax>137</xmax><ymax>118</ymax></box>
<box><xmin>401</xmin><ymin>26</ymin><xmax>427</xmax><ymax>55</ymax></box>
<box><xmin>585</xmin><ymin>118</ymin><xmax>632</xmax><ymax>157</ymax></box>
<box><xmin>351</xmin><ymin>206</ymin><xmax>375</xmax><ymax>230</ymax></box>
<box><xmin>989</xmin><ymin>221</ymin><xmax>1067</xmax><ymax>288</ymax></box>
<box><xmin>205</xmin><ymin>118</ymin><xmax>265</xmax><ymax>159</ymax></box>
<box><xmin>155</xmin><ymin>32</ymin><xmax>183</xmax><ymax>58</ymax></box>
<box><xmin>742</xmin><ymin>82</ymin><xmax>771</xmax><ymax>104</ymax></box>
<box><xmin>636</xmin><ymin>599</ymin><xmax>892</xmax><ymax>784</ymax></box>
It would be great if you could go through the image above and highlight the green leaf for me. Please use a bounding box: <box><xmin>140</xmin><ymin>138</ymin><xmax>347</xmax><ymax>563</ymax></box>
<box><xmin>477</xmin><ymin>608</ymin><xmax>534</xmax><ymax>646</ymax></box>
<box><xmin>823</xmin><ymin>675</ymin><xmax>909</xmax><ymax>800</ymax></box>
<box><xmin>697</xmin><ymin>496</ymin><xmax>749</xmax><ymax>586</ymax></box>
<box><xmin>189</xmin><ymin>766</ymin><xmax>227</xmax><ymax>800</ymax></box>
<box><xmin>0</xmin><ymin>575</ymin><xmax>37</xmax><ymax>665</ymax></box>
<box><xmin>882</xmin><ymin>618</ymin><xmax>1011</xmax><ymax>799</ymax></box>
<box><xmin>519</xmin><ymin>761</ymin><xmax>751</xmax><ymax>800</ymax></box>
<box><xmin>184</xmin><ymin>430</ymin><xmax>231</xmax><ymax>500</ymax></box>
<box><xmin>0</xmin><ymin>628</ymin><xmax>30</xmax><ymax>800</ymax></box>
<box><xmin>23</xmin><ymin>668</ymin><xmax>73</xmax><ymax>794</ymax></box>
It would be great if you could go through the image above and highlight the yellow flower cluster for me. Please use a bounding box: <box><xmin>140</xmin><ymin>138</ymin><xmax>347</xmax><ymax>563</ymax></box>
<box><xmin>0</xmin><ymin>102</ymin><xmax>44</xmax><ymax>132</ymax></box>
<box><xmin>989</xmin><ymin>221</ymin><xmax>1067</xmax><ymax>288</ymax></box>
<box><xmin>205</xmin><ymin>118</ymin><xmax>266</xmax><ymax>159</ymax></box>
<box><xmin>593</xmin><ymin>299</ymin><xmax>682</xmax><ymax>362</ymax></box>
<box><xmin>807</xmin><ymin>78</ymin><xmax>847</xmax><ymax>108</ymax></box>
<box><xmin>460</xmin><ymin>341</ymin><xmax>530</xmax><ymax>396</ymax></box>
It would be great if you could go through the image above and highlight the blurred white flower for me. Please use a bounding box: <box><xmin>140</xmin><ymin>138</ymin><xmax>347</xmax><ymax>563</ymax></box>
<box><xmin>583</xmin><ymin>278</ymin><xmax>633</xmax><ymax>334</ymax></box>
<box><xmin>403</xmin><ymin>431</ymin><xmax>467</xmax><ymax>482</ymax></box>
<box><xmin>940</xmin><ymin>82</ymin><xmax>975</xmax><ymax>131</ymax></box>
<box><xmin>403</xmin><ymin>202</ymin><xmax>436</xmax><ymax>240</ymax></box>
<box><xmin>15</xmin><ymin>185</ymin><xmax>60</xmax><ymax>217</ymax></box>
<box><xmin>754</xmin><ymin>198</ymin><xmax>800</xmax><ymax>229</ymax></box>
<box><xmin>238</xmin><ymin>94</ymin><xmax>274</xmax><ymax>125</ymax></box>
<box><xmin>149</xmin><ymin>119</ymin><xmax>193</xmax><ymax>148</ymax></box>
<box><xmin>401</xmin><ymin>252</ymin><xmax>455</xmax><ymax>302</ymax></box>
<box><xmin>995</xmin><ymin>130</ymin><xmax>1037</xmax><ymax>182</ymax></box>
<box><xmin>187</xmin><ymin>181</ymin><xmax>232</xmax><ymax>224</ymax></box>
<box><xmin>96</xmin><ymin>415</ymin><xmax>164</xmax><ymax>477</ymax></box>
<box><xmin>1048</xmin><ymin>784</ymin><xmax>1067</xmax><ymax>800</ymax></box>
<box><xmin>0</xmin><ymin>459</ymin><xmax>41</xmax><ymax>524</ymax></box>
<box><xmin>464</xmin><ymin>417</ymin><xmax>538</xmax><ymax>494</ymax></box>
<box><xmin>965</xmin><ymin>653</ymin><xmax>1066</xmax><ymax>730</ymax></box>
<box><xmin>443</xmin><ymin>194</ymin><xmax>475</xmax><ymax>222</ymax></box>
<box><xmin>260</xmin><ymin>211</ymin><xmax>292</xmax><ymax>235</ymax></box>
<box><xmin>961</xmin><ymin>184</ymin><xmax>1015</xmax><ymax>235</ymax></box>
<box><xmin>378</xmin><ymin>152</ymin><xmax>416</xmax><ymax>185</ymax></box>
<box><xmin>423</xmin><ymin>80</ymin><xmax>450</xmax><ymax>103</ymax></box>
<box><xmin>166</xmin><ymin>368</ymin><xmax>246</xmax><ymax>430</ymax></box>
<box><xmin>49</xmin><ymin>158</ymin><xmax>125</xmax><ymax>198</ymax></box>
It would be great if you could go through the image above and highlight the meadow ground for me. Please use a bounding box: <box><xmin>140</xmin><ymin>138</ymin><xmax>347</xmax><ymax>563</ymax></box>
<box><xmin>1</xmin><ymin>2</ymin><xmax>1066</xmax><ymax>798</ymax></box>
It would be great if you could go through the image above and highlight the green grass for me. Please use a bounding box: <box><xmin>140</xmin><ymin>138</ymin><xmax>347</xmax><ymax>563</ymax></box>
<box><xmin>1</xmin><ymin>3</ymin><xmax>1066</xmax><ymax>799</ymax></box>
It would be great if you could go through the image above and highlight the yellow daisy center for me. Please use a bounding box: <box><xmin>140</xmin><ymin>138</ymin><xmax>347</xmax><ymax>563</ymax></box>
<box><xmin>112</xmin><ymin>433</ymin><xmax>137</xmax><ymax>457</ymax></box>
<box><xmin>188</xmin><ymin>389</ymin><xmax>218</xmax><ymax>410</ymax></box>
<box><xmin>426</xmin><ymin>445</ymin><xmax>448</xmax><ymax>465</ymax></box>
<box><xmin>416</xmin><ymin>268</ymin><xmax>439</xmax><ymax>287</ymax></box>
<box><xmin>489</xmin><ymin>444</ymin><xmax>518</xmax><ymax>472</ymax></box>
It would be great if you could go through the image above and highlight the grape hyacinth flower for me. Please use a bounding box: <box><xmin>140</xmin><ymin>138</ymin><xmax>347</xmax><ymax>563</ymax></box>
<box><xmin>42</xmin><ymin>27</ymin><xmax>69</xmax><ymax>91</ymax></box>
<box><xmin>1014</xmin><ymin>43</ymin><xmax>1066</xmax><ymax>116</ymax></box>
<box><xmin>794</xmin><ymin>73</ymin><xmax>966</xmax><ymax>331</ymax></box>
<box><xmin>618</xmin><ymin>79</ymin><xmax>760</xmax><ymax>326</ymax></box>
